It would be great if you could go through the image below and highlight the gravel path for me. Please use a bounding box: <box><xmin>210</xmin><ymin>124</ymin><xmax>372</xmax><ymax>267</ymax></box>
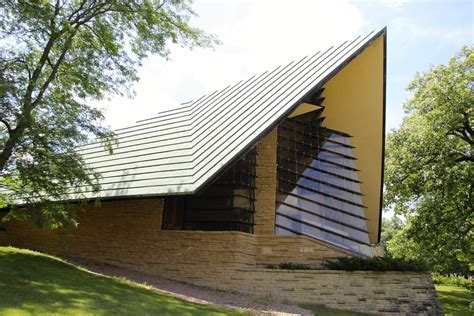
<box><xmin>67</xmin><ymin>258</ymin><xmax>313</xmax><ymax>316</ymax></box>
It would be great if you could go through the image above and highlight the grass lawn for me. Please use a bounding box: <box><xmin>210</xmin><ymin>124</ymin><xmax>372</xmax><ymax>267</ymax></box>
<box><xmin>436</xmin><ymin>284</ymin><xmax>473</xmax><ymax>316</ymax></box>
<box><xmin>301</xmin><ymin>304</ymin><xmax>369</xmax><ymax>316</ymax></box>
<box><xmin>0</xmin><ymin>246</ymin><xmax>244</xmax><ymax>316</ymax></box>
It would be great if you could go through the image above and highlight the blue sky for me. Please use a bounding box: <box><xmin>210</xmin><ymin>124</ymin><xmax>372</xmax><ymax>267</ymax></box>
<box><xmin>100</xmin><ymin>0</ymin><xmax>473</xmax><ymax>131</ymax></box>
<box><xmin>356</xmin><ymin>0</ymin><xmax>473</xmax><ymax>130</ymax></box>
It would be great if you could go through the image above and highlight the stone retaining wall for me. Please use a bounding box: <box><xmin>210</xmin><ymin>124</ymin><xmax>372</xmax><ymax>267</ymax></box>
<box><xmin>256</xmin><ymin>235</ymin><xmax>352</xmax><ymax>267</ymax></box>
<box><xmin>227</xmin><ymin>269</ymin><xmax>443</xmax><ymax>315</ymax></box>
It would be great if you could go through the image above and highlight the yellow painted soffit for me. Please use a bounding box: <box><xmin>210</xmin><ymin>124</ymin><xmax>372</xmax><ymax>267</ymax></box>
<box><xmin>288</xmin><ymin>103</ymin><xmax>323</xmax><ymax>118</ymax></box>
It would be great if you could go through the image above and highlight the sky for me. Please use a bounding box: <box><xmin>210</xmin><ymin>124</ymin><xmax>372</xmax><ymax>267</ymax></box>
<box><xmin>98</xmin><ymin>0</ymin><xmax>473</xmax><ymax>132</ymax></box>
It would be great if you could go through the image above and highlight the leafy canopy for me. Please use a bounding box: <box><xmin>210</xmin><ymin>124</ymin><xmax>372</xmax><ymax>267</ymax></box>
<box><xmin>378</xmin><ymin>215</ymin><xmax>403</xmax><ymax>253</ymax></box>
<box><xmin>0</xmin><ymin>0</ymin><xmax>215</xmax><ymax>229</ymax></box>
<box><xmin>383</xmin><ymin>46</ymin><xmax>473</xmax><ymax>275</ymax></box>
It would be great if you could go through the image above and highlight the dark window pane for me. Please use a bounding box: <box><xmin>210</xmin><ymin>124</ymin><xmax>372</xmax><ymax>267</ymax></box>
<box><xmin>0</xmin><ymin>211</ymin><xmax>7</xmax><ymax>231</ymax></box>
<box><xmin>163</xmin><ymin>197</ymin><xmax>185</xmax><ymax>230</ymax></box>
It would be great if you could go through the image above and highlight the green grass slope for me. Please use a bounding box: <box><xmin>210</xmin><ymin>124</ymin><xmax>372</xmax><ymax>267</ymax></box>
<box><xmin>436</xmin><ymin>284</ymin><xmax>473</xmax><ymax>316</ymax></box>
<box><xmin>300</xmin><ymin>304</ymin><xmax>370</xmax><ymax>316</ymax></box>
<box><xmin>0</xmin><ymin>246</ymin><xmax>242</xmax><ymax>316</ymax></box>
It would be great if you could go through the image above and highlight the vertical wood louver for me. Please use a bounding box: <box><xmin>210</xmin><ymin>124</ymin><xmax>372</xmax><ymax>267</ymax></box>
<box><xmin>275</xmin><ymin>94</ymin><xmax>372</xmax><ymax>256</ymax></box>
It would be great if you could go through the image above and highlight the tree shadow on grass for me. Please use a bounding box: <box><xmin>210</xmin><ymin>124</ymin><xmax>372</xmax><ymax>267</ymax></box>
<box><xmin>436</xmin><ymin>285</ymin><xmax>473</xmax><ymax>316</ymax></box>
<box><xmin>0</xmin><ymin>248</ymin><xmax>239</xmax><ymax>315</ymax></box>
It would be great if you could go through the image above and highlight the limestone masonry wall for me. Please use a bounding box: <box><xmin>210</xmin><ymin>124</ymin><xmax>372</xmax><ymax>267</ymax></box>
<box><xmin>4</xmin><ymin>197</ymin><xmax>349</xmax><ymax>275</ymax></box>
<box><xmin>5</xmin><ymin>198</ymin><xmax>257</xmax><ymax>284</ymax></box>
<box><xmin>254</xmin><ymin>128</ymin><xmax>277</xmax><ymax>236</ymax></box>
<box><xmin>255</xmin><ymin>235</ymin><xmax>351</xmax><ymax>267</ymax></box>
<box><xmin>230</xmin><ymin>269</ymin><xmax>442</xmax><ymax>315</ymax></box>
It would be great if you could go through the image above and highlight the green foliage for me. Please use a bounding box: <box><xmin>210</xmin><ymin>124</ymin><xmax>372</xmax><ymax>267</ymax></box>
<box><xmin>0</xmin><ymin>1</ymin><xmax>215</xmax><ymax>229</ymax></box>
<box><xmin>322</xmin><ymin>256</ymin><xmax>429</xmax><ymax>272</ymax></box>
<box><xmin>386</xmin><ymin>222</ymin><xmax>471</xmax><ymax>276</ymax></box>
<box><xmin>384</xmin><ymin>46</ymin><xmax>473</xmax><ymax>275</ymax></box>
<box><xmin>432</xmin><ymin>274</ymin><xmax>473</xmax><ymax>291</ymax></box>
<box><xmin>378</xmin><ymin>215</ymin><xmax>403</xmax><ymax>252</ymax></box>
<box><xmin>266</xmin><ymin>262</ymin><xmax>311</xmax><ymax>270</ymax></box>
<box><xmin>265</xmin><ymin>257</ymin><xmax>429</xmax><ymax>272</ymax></box>
<box><xmin>0</xmin><ymin>246</ymin><xmax>242</xmax><ymax>315</ymax></box>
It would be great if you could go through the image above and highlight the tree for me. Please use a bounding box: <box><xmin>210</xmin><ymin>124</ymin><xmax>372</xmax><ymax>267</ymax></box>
<box><xmin>0</xmin><ymin>0</ymin><xmax>215</xmax><ymax>229</ymax></box>
<box><xmin>384</xmin><ymin>46</ymin><xmax>473</xmax><ymax>275</ymax></box>
<box><xmin>378</xmin><ymin>215</ymin><xmax>403</xmax><ymax>253</ymax></box>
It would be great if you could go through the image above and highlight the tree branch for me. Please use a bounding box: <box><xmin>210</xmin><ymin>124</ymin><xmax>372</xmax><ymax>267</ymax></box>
<box><xmin>0</xmin><ymin>119</ymin><xmax>12</xmax><ymax>134</ymax></box>
<box><xmin>83</xmin><ymin>24</ymin><xmax>123</xmax><ymax>70</ymax></box>
<box><xmin>454</xmin><ymin>155</ymin><xmax>474</xmax><ymax>163</ymax></box>
<box><xmin>447</xmin><ymin>128</ymin><xmax>473</xmax><ymax>145</ymax></box>
<box><xmin>31</xmin><ymin>32</ymin><xmax>77</xmax><ymax>109</ymax></box>
<box><xmin>50</xmin><ymin>0</ymin><xmax>61</xmax><ymax>31</ymax></box>
<box><xmin>31</xmin><ymin>3</ymin><xmax>117</xmax><ymax>109</ymax></box>
<box><xmin>67</xmin><ymin>0</ymin><xmax>87</xmax><ymax>21</ymax></box>
<box><xmin>462</xmin><ymin>111</ymin><xmax>473</xmax><ymax>137</ymax></box>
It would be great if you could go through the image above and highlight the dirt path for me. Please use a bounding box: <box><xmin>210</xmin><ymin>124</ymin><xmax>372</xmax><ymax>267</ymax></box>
<box><xmin>67</xmin><ymin>258</ymin><xmax>313</xmax><ymax>316</ymax></box>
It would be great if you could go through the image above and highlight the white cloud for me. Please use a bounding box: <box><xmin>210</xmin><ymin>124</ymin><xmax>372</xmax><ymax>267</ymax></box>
<box><xmin>100</xmin><ymin>0</ymin><xmax>366</xmax><ymax>129</ymax></box>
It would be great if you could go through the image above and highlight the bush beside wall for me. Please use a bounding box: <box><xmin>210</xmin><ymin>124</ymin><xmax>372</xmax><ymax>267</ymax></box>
<box><xmin>322</xmin><ymin>256</ymin><xmax>429</xmax><ymax>272</ymax></box>
<box><xmin>432</xmin><ymin>274</ymin><xmax>473</xmax><ymax>290</ymax></box>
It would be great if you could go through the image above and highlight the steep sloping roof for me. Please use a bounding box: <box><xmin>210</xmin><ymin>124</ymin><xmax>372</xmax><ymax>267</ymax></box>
<box><xmin>76</xmin><ymin>28</ymin><xmax>386</xmax><ymax>199</ymax></box>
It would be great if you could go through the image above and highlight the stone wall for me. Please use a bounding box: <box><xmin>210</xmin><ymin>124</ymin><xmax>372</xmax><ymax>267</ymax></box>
<box><xmin>227</xmin><ymin>269</ymin><xmax>442</xmax><ymax>315</ymax></box>
<box><xmin>254</xmin><ymin>128</ymin><xmax>277</xmax><ymax>236</ymax></box>
<box><xmin>4</xmin><ymin>197</ymin><xmax>350</xmax><ymax>273</ymax></box>
<box><xmin>256</xmin><ymin>235</ymin><xmax>351</xmax><ymax>268</ymax></box>
<box><xmin>4</xmin><ymin>198</ymin><xmax>257</xmax><ymax>284</ymax></box>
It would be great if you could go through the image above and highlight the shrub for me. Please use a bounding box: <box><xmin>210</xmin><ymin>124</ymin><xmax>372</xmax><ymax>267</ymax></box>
<box><xmin>266</xmin><ymin>263</ymin><xmax>311</xmax><ymax>270</ymax></box>
<box><xmin>322</xmin><ymin>256</ymin><xmax>429</xmax><ymax>272</ymax></box>
<box><xmin>432</xmin><ymin>274</ymin><xmax>473</xmax><ymax>290</ymax></box>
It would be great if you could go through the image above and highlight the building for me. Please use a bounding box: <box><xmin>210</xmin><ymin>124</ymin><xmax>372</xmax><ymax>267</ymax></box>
<box><xmin>3</xmin><ymin>27</ymin><xmax>386</xmax><ymax>288</ymax></box>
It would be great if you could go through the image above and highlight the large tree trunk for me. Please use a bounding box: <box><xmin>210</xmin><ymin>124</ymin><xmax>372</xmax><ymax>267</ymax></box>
<box><xmin>0</xmin><ymin>126</ymin><xmax>24</xmax><ymax>172</ymax></box>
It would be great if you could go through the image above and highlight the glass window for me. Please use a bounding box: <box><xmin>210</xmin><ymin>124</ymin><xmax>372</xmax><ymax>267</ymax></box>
<box><xmin>0</xmin><ymin>211</ymin><xmax>7</xmax><ymax>231</ymax></box>
<box><xmin>163</xmin><ymin>149</ymin><xmax>256</xmax><ymax>233</ymax></box>
<box><xmin>162</xmin><ymin>197</ymin><xmax>185</xmax><ymax>230</ymax></box>
<box><xmin>276</xmin><ymin>111</ymin><xmax>371</xmax><ymax>256</ymax></box>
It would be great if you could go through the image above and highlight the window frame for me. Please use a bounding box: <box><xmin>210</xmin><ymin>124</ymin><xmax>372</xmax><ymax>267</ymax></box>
<box><xmin>161</xmin><ymin>149</ymin><xmax>256</xmax><ymax>233</ymax></box>
<box><xmin>161</xmin><ymin>197</ymin><xmax>186</xmax><ymax>230</ymax></box>
<box><xmin>0</xmin><ymin>209</ymin><xmax>9</xmax><ymax>232</ymax></box>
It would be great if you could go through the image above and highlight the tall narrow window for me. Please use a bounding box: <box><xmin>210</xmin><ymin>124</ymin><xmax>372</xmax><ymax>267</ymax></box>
<box><xmin>0</xmin><ymin>210</ymin><xmax>7</xmax><ymax>231</ymax></box>
<box><xmin>162</xmin><ymin>197</ymin><xmax>185</xmax><ymax>230</ymax></box>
